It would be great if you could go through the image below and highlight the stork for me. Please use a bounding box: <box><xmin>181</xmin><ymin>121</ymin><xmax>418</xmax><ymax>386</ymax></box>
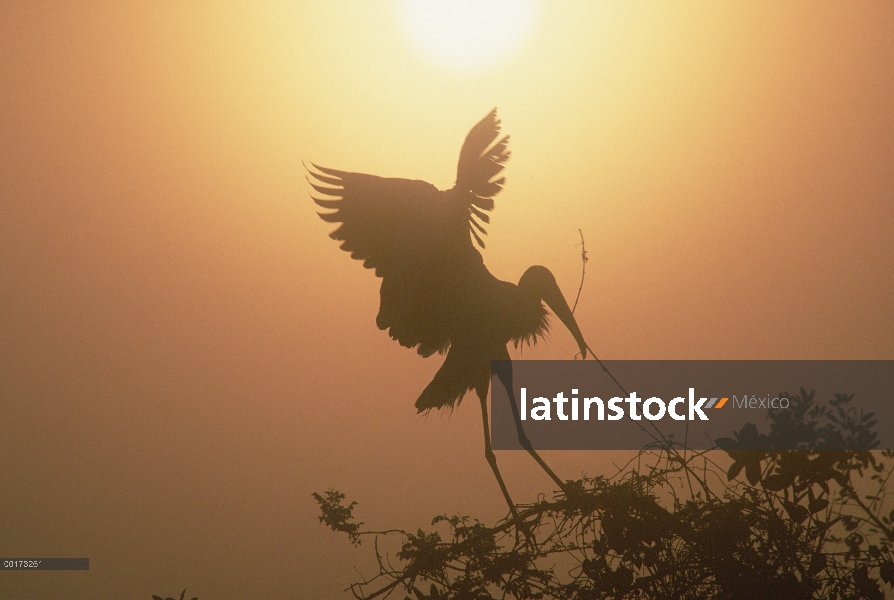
<box><xmin>308</xmin><ymin>109</ymin><xmax>587</xmax><ymax>518</ymax></box>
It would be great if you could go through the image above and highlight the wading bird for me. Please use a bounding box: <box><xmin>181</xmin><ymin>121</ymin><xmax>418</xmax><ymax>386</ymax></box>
<box><xmin>308</xmin><ymin>109</ymin><xmax>587</xmax><ymax>517</ymax></box>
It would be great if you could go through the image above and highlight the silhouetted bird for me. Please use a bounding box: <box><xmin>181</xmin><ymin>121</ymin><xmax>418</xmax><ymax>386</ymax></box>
<box><xmin>308</xmin><ymin>109</ymin><xmax>587</xmax><ymax>516</ymax></box>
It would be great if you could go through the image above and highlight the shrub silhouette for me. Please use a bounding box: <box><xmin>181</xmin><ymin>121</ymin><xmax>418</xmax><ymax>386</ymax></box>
<box><xmin>316</xmin><ymin>388</ymin><xmax>894</xmax><ymax>599</ymax></box>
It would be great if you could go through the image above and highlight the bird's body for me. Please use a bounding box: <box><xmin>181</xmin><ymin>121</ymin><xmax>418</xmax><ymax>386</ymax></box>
<box><xmin>309</xmin><ymin>109</ymin><xmax>586</xmax><ymax>515</ymax></box>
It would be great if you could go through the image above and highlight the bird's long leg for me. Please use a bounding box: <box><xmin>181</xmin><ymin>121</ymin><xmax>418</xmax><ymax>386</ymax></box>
<box><xmin>478</xmin><ymin>392</ymin><xmax>521</xmax><ymax>523</ymax></box>
<box><xmin>494</xmin><ymin>358</ymin><xmax>571</xmax><ymax>496</ymax></box>
<box><xmin>478</xmin><ymin>391</ymin><xmax>538</xmax><ymax>547</ymax></box>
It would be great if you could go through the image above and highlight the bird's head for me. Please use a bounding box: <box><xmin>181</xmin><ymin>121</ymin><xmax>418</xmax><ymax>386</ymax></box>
<box><xmin>518</xmin><ymin>266</ymin><xmax>587</xmax><ymax>358</ymax></box>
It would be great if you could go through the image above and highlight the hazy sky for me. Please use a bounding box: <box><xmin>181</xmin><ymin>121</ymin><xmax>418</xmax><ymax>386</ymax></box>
<box><xmin>2</xmin><ymin>2</ymin><xmax>892</xmax><ymax>598</ymax></box>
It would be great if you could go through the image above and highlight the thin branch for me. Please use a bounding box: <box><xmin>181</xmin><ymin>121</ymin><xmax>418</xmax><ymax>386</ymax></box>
<box><xmin>571</xmin><ymin>229</ymin><xmax>588</xmax><ymax>315</ymax></box>
<box><xmin>569</xmin><ymin>230</ymin><xmax>630</xmax><ymax>401</ymax></box>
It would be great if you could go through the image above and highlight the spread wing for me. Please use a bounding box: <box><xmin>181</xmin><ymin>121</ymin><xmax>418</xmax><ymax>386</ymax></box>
<box><xmin>308</xmin><ymin>109</ymin><xmax>510</xmax><ymax>357</ymax></box>
<box><xmin>456</xmin><ymin>108</ymin><xmax>510</xmax><ymax>248</ymax></box>
<box><xmin>309</xmin><ymin>166</ymin><xmax>475</xmax><ymax>357</ymax></box>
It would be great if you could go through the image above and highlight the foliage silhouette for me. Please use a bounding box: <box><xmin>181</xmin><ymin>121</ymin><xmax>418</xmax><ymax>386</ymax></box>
<box><xmin>316</xmin><ymin>388</ymin><xmax>894</xmax><ymax>599</ymax></box>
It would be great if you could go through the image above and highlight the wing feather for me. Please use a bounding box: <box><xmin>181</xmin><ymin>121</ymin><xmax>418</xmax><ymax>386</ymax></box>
<box><xmin>312</xmin><ymin>197</ymin><xmax>340</xmax><ymax>209</ymax></box>
<box><xmin>470</xmin><ymin>216</ymin><xmax>487</xmax><ymax>235</ymax></box>
<box><xmin>469</xmin><ymin>205</ymin><xmax>490</xmax><ymax>223</ymax></box>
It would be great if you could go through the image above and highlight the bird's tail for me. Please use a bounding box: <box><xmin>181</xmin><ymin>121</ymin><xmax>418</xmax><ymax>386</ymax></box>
<box><xmin>455</xmin><ymin>108</ymin><xmax>510</xmax><ymax>205</ymax></box>
<box><xmin>415</xmin><ymin>345</ymin><xmax>484</xmax><ymax>413</ymax></box>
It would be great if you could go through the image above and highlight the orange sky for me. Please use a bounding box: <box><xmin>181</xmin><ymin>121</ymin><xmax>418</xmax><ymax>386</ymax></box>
<box><xmin>2</xmin><ymin>2</ymin><xmax>893</xmax><ymax>598</ymax></box>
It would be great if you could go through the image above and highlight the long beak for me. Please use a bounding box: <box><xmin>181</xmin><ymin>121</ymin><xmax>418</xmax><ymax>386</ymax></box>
<box><xmin>540</xmin><ymin>279</ymin><xmax>588</xmax><ymax>359</ymax></box>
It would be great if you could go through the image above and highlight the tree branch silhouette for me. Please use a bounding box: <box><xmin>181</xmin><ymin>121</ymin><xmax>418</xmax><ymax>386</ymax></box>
<box><xmin>571</xmin><ymin>228</ymin><xmax>588</xmax><ymax>315</ymax></box>
<box><xmin>317</xmin><ymin>389</ymin><xmax>894</xmax><ymax>600</ymax></box>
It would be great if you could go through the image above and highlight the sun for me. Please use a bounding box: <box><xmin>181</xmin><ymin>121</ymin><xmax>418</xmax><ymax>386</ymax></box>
<box><xmin>397</xmin><ymin>0</ymin><xmax>538</xmax><ymax>71</ymax></box>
